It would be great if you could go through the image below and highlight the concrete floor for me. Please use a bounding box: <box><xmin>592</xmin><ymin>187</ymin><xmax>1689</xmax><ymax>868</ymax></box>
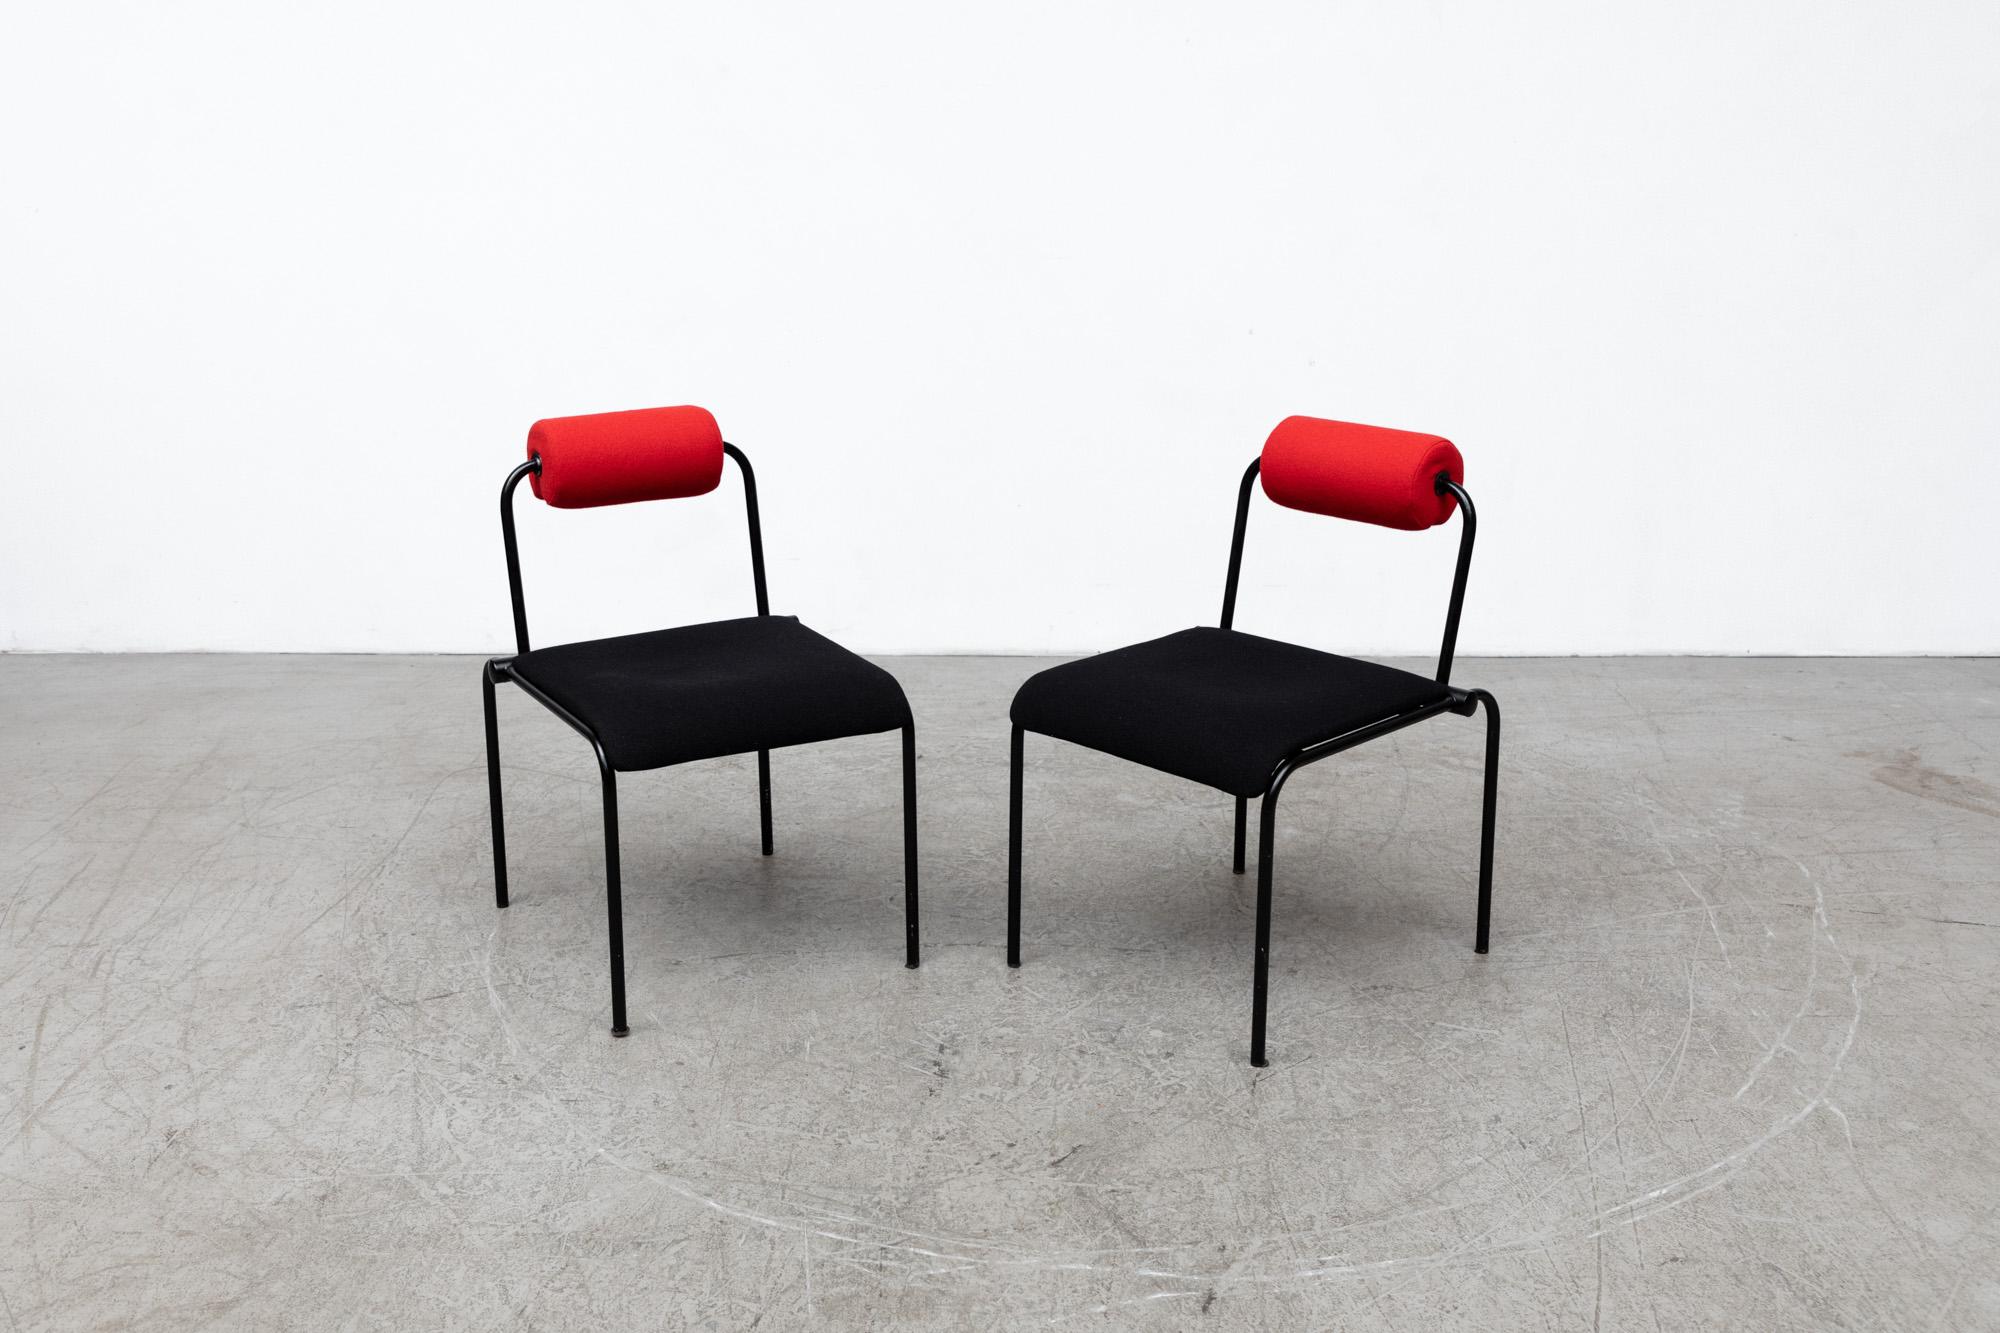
<box><xmin>2</xmin><ymin>654</ymin><xmax>1996</xmax><ymax>1330</ymax></box>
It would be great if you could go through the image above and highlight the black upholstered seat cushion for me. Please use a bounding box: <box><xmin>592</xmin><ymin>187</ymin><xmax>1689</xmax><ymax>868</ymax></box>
<box><xmin>510</xmin><ymin>616</ymin><xmax>910</xmax><ymax>773</ymax></box>
<box><xmin>1010</xmin><ymin>627</ymin><xmax>1452</xmax><ymax>797</ymax></box>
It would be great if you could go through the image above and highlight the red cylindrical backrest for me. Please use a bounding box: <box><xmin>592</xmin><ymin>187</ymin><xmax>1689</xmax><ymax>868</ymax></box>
<box><xmin>527</xmin><ymin>406</ymin><xmax>725</xmax><ymax>508</ymax></box>
<box><xmin>1259</xmin><ymin>416</ymin><xmax>1464</xmax><ymax>530</ymax></box>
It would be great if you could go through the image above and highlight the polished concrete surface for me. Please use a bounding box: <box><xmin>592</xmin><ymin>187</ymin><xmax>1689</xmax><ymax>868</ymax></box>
<box><xmin>2</xmin><ymin>654</ymin><xmax>1996</xmax><ymax>1329</ymax></box>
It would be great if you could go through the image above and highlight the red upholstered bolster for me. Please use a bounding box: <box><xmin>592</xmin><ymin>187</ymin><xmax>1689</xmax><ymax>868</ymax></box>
<box><xmin>1259</xmin><ymin>416</ymin><xmax>1463</xmax><ymax>529</ymax></box>
<box><xmin>527</xmin><ymin>406</ymin><xmax>725</xmax><ymax>508</ymax></box>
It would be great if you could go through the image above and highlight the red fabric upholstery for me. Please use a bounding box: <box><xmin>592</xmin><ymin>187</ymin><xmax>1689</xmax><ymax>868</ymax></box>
<box><xmin>527</xmin><ymin>406</ymin><xmax>725</xmax><ymax>508</ymax></box>
<box><xmin>1259</xmin><ymin>416</ymin><xmax>1463</xmax><ymax>530</ymax></box>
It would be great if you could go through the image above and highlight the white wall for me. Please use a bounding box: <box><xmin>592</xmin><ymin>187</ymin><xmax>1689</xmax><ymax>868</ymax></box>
<box><xmin>4</xmin><ymin>2</ymin><xmax>1996</xmax><ymax>656</ymax></box>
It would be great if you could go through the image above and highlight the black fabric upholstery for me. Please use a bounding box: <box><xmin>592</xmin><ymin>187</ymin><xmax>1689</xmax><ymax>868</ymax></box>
<box><xmin>1010</xmin><ymin>627</ymin><xmax>1452</xmax><ymax>797</ymax></box>
<box><xmin>511</xmin><ymin>616</ymin><xmax>910</xmax><ymax>773</ymax></box>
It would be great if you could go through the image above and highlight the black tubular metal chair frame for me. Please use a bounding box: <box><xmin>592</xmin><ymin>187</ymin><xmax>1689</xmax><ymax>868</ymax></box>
<box><xmin>1007</xmin><ymin>458</ymin><xmax>1499</xmax><ymax>1066</ymax></box>
<box><xmin>482</xmin><ymin>444</ymin><xmax>920</xmax><ymax>1038</ymax></box>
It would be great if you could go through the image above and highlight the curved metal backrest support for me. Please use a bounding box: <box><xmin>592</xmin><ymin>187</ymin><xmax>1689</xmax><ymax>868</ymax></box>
<box><xmin>1434</xmin><ymin>477</ymin><xmax>1476</xmax><ymax>686</ymax></box>
<box><xmin>1219</xmin><ymin>459</ymin><xmax>1262</xmax><ymax>632</ymax></box>
<box><xmin>723</xmin><ymin>443</ymin><xmax>770</xmax><ymax>618</ymax></box>
<box><xmin>500</xmin><ymin>459</ymin><xmax>538</xmax><ymax>655</ymax></box>
<box><xmin>499</xmin><ymin>443</ymin><xmax>769</xmax><ymax>657</ymax></box>
<box><xmin>1219</xmin><ymin>459</ymin><xmax>1477</xmax><ymax>686</ymax></box>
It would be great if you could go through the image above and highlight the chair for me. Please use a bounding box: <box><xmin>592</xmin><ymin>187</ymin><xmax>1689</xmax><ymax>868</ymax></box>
<box><xmin>1006</xmin><ymin>416</ymin><xmax>1499</xmax><ymax>1065</ymax></box>
<box><xmin>482</xmin><ymin>406</ymin><xmax>919</xmax><ymax>1036</ymax></box>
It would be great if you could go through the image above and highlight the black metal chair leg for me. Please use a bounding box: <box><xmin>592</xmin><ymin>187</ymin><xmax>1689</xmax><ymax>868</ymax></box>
<box><xmin>1469</xmin><ymin>689</ymin><xmax>1500</xmax><ymax>953</ymax></box>
<box><xmin>1007</xmin><ymin>724</ymin><xmax>1024</xmax><ymax>968</ymax></box>
<box><xmin>1232</xmin><ymin>796</ymin><xmax>1247</xmax><ymax>874</ymax></box>
<box><xmin>482</xmin><ymin>663</ymin><xmax>508</xmax><ymax>909</ymax></box>
<box><xmin>902</xmin><ymin>724</ymin><xmax>920</xmax><ymax>968</ymax></box>
<box><xmin>757</xmin><ymin>748</ymin><xmax>774</xmax><ymax>855</ymax></box>
<box><xmin>1250</xmin><ymin>785</ymin><xmax>1281</xmax><ymax>1067</ymax></box>
<box><xmin>599</xmin><ymin>758</ymin><xmax>629</xmax><ymax>1037</ymax></box>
